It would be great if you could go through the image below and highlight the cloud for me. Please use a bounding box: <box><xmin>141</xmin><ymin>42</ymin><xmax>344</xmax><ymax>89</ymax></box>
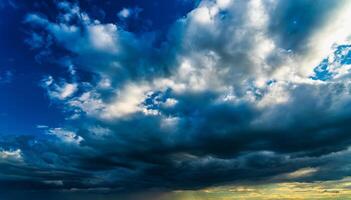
<box><xmin>41</xmin><ymin>76</ymin><xmax>77</xmax><ymax>100</ymax></box>
<box><xmin>117</xmin><ymin>7</ymin><xmax>143</xmax><ymax>20</ymax></box>
<box><xmin>0</xmin><ymin>149</ymin><xmax>22</xmax><ymax>163</ymax></box>
<box><xmin>8</xmin><ymin>0</ymin><xmax>351</xmax><ymax>196</ymax></box>
<box><xmin>47</xmin><ymin>128</ymin><xmax>83</xmax><ymax>145</ymax></box>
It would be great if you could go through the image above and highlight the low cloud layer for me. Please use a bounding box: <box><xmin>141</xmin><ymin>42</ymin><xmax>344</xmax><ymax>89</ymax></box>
<box><xmin>2</xmin><ymin>0</ymin><xmax>351</xmax><ymax>197</ymax></box>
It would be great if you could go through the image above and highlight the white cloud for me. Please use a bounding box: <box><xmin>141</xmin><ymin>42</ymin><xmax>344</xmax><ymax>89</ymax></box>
<box><xmin>46</xmin><ymin>81</ymin><xmax>77</xmax><ymax>100</ymax></box>
<box><xmin>216</xmin><ymin>0</ymin><xmax>232</xmax><ymax>9</ymax></box>
<box><xmin>48</xmin><ymin>128</ymin><xmax>83</xmax><ymax>145</ymax></box>
<box><xmin>102</xmin><ymin>83</ymin><xmax>150</xmax><ymax>119</ymax></box>
<box><xmin>163</xmin><ymin>98</ymin><xmax>178</xmax><ymax>107</ymax></box>
<box><xmin>257</xmin><ymin>81</ymin><xmax>290</xmax><ymax>108</ymax></box>
<box><xmin>68</xmin><ymin>91</ymin><xmax>105</xmax><ymax>117</ymax></box>
<box><xmin>60</xmin><ymin>83</ymin><xmax>77</xmax><ymax>99</ymax></box>
<box><xmin>88</xmin><ymin>23</ymin><xmax>118</xmax><ymax>52</ymax></box>
<box><xmin>191</xmin><ymin>6</ymin><xmax>212</xmax><ymax>24</ymax></box>
<box><xmin>117</xmin><ymin>7</ymin><xmax>142</xmax><ymax>19</ymax></box>
<box><xmin>41</xmin><ymin>76</ymin><xmax>77</xmax><ymax>100</ymax></box>
<box><xmin>118</xmin><ymin>8</ymin><xmax>131</xmax><ymax>19</ymax></box>
<box><xmin>0</xmin><ymin>149</ymin><xmax>23</xmax><ymax>163</ymax></box>
<box><xmin>26</xmin><ymin>7</ymin><xmax>119</xmax><ymax>55</ymax></box>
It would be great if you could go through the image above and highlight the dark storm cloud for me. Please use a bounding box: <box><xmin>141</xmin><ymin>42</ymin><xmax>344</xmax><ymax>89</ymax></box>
<box><xmin>2</xmin><ymin>0</ymin><xmax>351</xmax><ymax>198</ymax></box>
<box><xmin>3</xmin><ymin>85</ymin><xmax>351</xmax><ymax>192</ymax></box>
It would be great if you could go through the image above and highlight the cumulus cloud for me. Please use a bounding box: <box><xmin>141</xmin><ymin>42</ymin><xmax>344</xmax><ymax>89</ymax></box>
<box><xmin>7</xmin><ymin>0</ymin><xmax>351</xmax><ymax>195</ymax></box>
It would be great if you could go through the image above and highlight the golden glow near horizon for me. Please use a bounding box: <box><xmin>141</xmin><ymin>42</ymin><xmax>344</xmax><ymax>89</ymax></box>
<box><xmin>160</xmin><ymin>177</ymin><xmax>351</xmax><ymax>200</ymax></box>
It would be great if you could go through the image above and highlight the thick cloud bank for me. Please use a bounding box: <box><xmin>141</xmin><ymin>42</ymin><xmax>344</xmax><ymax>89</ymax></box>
<box><xmin>2</xmin><ymin>0</ymin><xmax>351</xmax><ymax>196</ymax></box>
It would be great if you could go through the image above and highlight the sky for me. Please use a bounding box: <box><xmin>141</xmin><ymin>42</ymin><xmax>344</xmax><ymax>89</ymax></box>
<box><xmin>1</xmin><ymin>0</ymin><xmax>351</xmax><ymax>199</ymax></box>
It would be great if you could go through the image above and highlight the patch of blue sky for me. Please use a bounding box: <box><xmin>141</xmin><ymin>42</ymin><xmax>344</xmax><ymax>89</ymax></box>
<box><xmin>311</xmin><ymin>58</ymin><xmax>333</xmax><ymax>81</ymax></box>
<box><xmin>335</xmin><ymin>44</ymin><xmax>351</xmax><ymax>65</ymax></box>
<box><xmin>311</xmin><ymin>44</ymin><xmax>351</xmax><ymax>81</ymax></box>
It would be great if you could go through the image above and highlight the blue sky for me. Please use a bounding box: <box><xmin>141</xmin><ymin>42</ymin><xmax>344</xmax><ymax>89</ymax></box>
<box><xmin>2</xmin><ymin>0</ymin><xmax>351</xmax><ymax>199</ymax></box>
